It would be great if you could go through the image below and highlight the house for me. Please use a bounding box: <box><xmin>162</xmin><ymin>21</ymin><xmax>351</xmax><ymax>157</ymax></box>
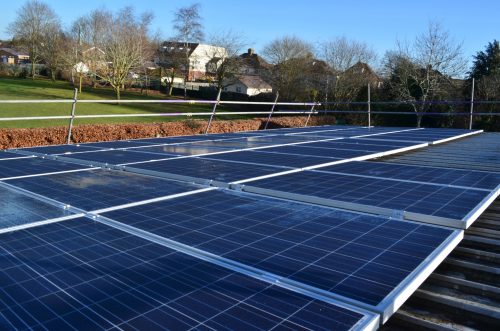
<box><xmin>343</xmin><ymin>61</ymin><xmax>383</xmax><ymax>88</ymax></box>
<box><xmin>157</xmin><ymin>42</ymin><xmax>227</xmax><ymax>81</ymax></box>
<box><xmin>239</xmin><ymin>48</ymin><xmax>271</xmax><ymax>75</ymax></box>
<box><xmin>224</xmin><ymin>75</ymin><xmax>273</xmax><ymax>96</ymax></box>
<box><xmin>0</xmin><ymin>48</ymin><xmax>29</xmax><ymax>65</ymax></box>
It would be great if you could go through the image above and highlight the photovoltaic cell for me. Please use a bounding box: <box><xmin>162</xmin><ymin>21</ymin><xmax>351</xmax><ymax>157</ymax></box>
<box><xmin>0</xmin><ymin>218</ymin><xmax>374</xmax><ymax>330</ymax></box>
<box><xmin>0</xmin><ymin>186</ymin><xmax>74</xmax><ymax>230</ymax></box>
<box><xmin>0</xmin><ymin>158</ymin><xmax>91</xmax><ymax>180</ymax></box>
<box><xmin>245</xmin><ymin>171</ymin><xmax>490</xmax><ymax>225</ymax></box>
<box><xmin>101</xmin><ymin>189</ymin><xmax>458</xmax><ymax>310</ymax></box>
<box><xmin>322</xmin><ymin>161</ymin><xmax>500</xmax><ymax>190</ymax></box>
<box><xmin>6</xmin><ymin>169</ymin><xmax>206</xmax><ymax>211</ymax></box>
<box><xmin>125</xmin><ymin>157</ymin><xmax>284</xmax><ymax>183</ymax></box>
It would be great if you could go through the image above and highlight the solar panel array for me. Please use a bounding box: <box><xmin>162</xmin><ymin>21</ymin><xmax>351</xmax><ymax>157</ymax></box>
<box><xmin>1</xmin><ymin>124</ymin><xmax>498</xmax><ymax>330</ymax></box>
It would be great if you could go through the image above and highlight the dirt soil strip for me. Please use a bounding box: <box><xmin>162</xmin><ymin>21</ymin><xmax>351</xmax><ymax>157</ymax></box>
<box><xmin>0</xmin><ymin>116</ymin><xmax>336</xmax><ymax>150</ymax></box>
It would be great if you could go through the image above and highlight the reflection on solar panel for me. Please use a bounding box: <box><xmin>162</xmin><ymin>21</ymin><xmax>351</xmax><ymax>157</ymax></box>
<box><xmin>125</xmin><ymin>157</ymin><xmax>285</xmax><ymax>184</ymax></box>
<box><xmin>0</xmin><ymin>185</ymin><xmax>76</xmax><ymax>231</ymax></box>
<box><xmin>0</xmin><ymin>157</ymin><xmax>92</xmax><ymax>180</ymax></box>
<box><xmin>0</xmin><ymin>218</ymin><xmax>377</xmax><ymax>330</ymax></box>
<box><xmin>6</xmin><ymin>169</ymin><xmax>206</xmax><ymax>211</ymax></box>
<box><xmin>58</xmin><ymin>149</ymin><xmax>178</xmax><ymax>165</ymax></box>
<box><xmin>100</xmin><ymin>189</ymin><xmax>460</xmax><ymax>321</ymax></box>
<box><xmin>0</xmin><ymin>124</ymin><xmax>491</xmax><ymax>329</ymax></box>
<box><xmin>241</xmin><ymin>171</ymin><xmax>497</xmax><ymax>228</ymax></box>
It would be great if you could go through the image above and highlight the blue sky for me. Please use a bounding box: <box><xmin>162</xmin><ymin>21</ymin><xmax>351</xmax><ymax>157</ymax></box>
<box><xmin>1</xmin><ymin>0</ymin><xmax>498</xmax><ymax>68</ymax></box>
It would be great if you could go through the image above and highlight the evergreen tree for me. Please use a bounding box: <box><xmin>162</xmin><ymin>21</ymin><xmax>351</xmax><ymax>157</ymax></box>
<box><xmin>469</xmin><ymin>40</ymin><xmax>500</xmax><ymax>79</ymax></box>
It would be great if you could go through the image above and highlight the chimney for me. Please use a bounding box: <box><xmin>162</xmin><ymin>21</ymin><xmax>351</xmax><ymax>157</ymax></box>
<box><xmin>248</xmin><ymin>48</ymin><xmax>254</xmax><ymax>55</ymax></box>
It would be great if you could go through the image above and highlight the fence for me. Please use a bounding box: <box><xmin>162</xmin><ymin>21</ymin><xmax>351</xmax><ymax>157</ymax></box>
<box><xmin>0</xmin><ymin>82</ymin><xmax>499</xmax><ymax>144</ymax></box>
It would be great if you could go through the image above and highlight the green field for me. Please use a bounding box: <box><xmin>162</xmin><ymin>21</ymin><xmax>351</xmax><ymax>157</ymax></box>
<box><xmin>0</xmin><ymin>77</ymin><xmax>239</xmax><ymax>128</ymax></box>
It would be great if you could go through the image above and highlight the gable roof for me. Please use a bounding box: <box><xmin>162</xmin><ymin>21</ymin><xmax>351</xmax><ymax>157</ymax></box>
<box><xmin>0</xmin><ymin>48</ymin><xmax>29</xmax><ymax>57</ymax></box>
<box><xmin>235</xmin><ymin>75</ymin><xmax>272</xmax><ymax>90</ymax></box>
<box><xmin>160</xmin><ymin>41</ymin><xmax>200</xmax><ymax>57</ymax></box>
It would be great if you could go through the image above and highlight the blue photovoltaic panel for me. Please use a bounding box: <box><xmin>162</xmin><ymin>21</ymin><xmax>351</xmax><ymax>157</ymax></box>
<box><xmin>126</xmin><ymin>157</ymin><xmax>283</xmax><ymax>183</ymax></box>
<box><xmin>6</xmin><ymin>169</ymin><xmax>205</xmax><ymax>211</ymax></box>
<box><xmin>0</xmin><ymin>152</ymin><xmax>31</xmax><ymax>160</ymax></box>
<box><xmin>203</xmin><ymin>150</ymin><xmax>340</xmax><ymax>168</ymax></box>
<box><xmin>0</xmin><ymin>218</ymin><xmax>373</xmax><ymax>330</ymax></box>
<box><xmin>0</xmin><ymin>158</ymin><xmax>91</xmax><ymax>180</ymax></box>
<box><xmin>102</xmin><ymin>189</ymin><xmax>457</xmax><ymax>308</ymax></box>
<box><xmin>78</xmin><ymin>140</ymin><xmax>159</xmax><ymax>149</ymax></box>
<box><xmin>121</xmin><ymin>136</ymin><xmax>211</xmax><ymax>144</ymax></box>
<box><xmin>300</xmin><ymin>140</ymin><xmax>416</xmax><ymax>153</ymax></box>
<box><xmin>192</xmin><ymin>139</ymin><xmax>276</xmax><ymax>149</ymax></box>
<box><xmin>13</xmin><ymin>144</ymin><xmax>101</xmax><ymax>155</ymax></box>
<box><xmin>134</xmin><ymin>144</ymin><xmax>231</xmax><ymax>156</ymax></box>
<box><xmin>0</xmin><ymin>186</ymin><xmax>74</xmax><ymax>230</ymax></box>
<box><xmin>322</xmin><ymin>161</ymin><xmax>500</xmax><ymax>191</ymax></box>
<box><xmin>258</xmin><ymin>145</ymin><xmax>369</xmax><ymax>159</ymax></box>
<box><xmin>247</xmin><ymin>171</ymin><xmax>490</xmax><ymax>223</ymax></box>
<box><xmin>60</xmin><ymin>149</ymin><xmax>178</xmax><ymax>165</ymax></box>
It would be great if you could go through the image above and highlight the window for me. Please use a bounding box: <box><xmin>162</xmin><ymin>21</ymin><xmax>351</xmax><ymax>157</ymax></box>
<box><xmin>236</xmin><ymin>86</ymin><xmax>242</xmax><ymax>93</ymax></box>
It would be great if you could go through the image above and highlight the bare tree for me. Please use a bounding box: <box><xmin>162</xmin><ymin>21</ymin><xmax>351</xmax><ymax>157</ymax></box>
<box><xmin>262</xmin><ymin>36</ymin><xmax>313</xmax><ymax>101</ymax></box>
<box><xmin>97</xmin><ymin>7</ymin><xmax>153</xmax><ymax>100</ymax></box>
<box><xmin>205</xmin><ymin>30</ymin><xmax>246</xmax><ymax>94</ymax></box>
<box><xmin>8</xmin><ymin>0</ymin><xmax>59</xmax><ymax>79</ymax></box>
<box><xmin>39</xmin><ymin>22</ymin><xmax>65</xmax><ymax>81</ymax></box>
<box><xmin>173</xmin><ymin>3</ymin><xmax>204</xmax><ymax>98</ymax></box>
<box><xmin>383</xmin><ymin>22</ymin><xmax>466</xmax><ymax>127</ymax></box>
<box><xmin>319</xmin><ymin>37</ymin><xmax>377</xmax><ymax>104</ymax></box>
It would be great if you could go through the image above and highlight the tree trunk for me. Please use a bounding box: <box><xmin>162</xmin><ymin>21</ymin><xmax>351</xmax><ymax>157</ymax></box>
<box><xmin>31</xmin><ymin>61</ymin><xmax>35</xmax><ymax>79</ymax></box>
<box><xmin>168</xmin><ymin>85</ymin><xmax>173</xmax><ymax>96</ymax></box>
<box><xmin>416</xmin><ymin>114</ymin><xmax>423</xmax><ymax>128</ymax></box>
<box><xmin>51</xmin><ymin>70</ymin><xmax>56</xmax><ymax>82</ymax></box>
<box><xmin>78</xmin><ymin>74</ymin><xmax>83</xmax><ymax>93</ymax></box>
<box><xmin>116</xmin><ymin>86</ymin><xmax>121</xmax><ymax>101</ymax></box>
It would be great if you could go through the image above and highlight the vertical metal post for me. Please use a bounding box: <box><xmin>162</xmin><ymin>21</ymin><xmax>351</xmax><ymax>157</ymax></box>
<box><xmin>367</xmin><ymin>83</ymin><xmax>371</xmax><ymax>127</ymax></box>
<box><xmin>264</xmin><ymin>92</ymin><xmax>279</xmax><ymax>130</ymax></box>
<box><xmin>469</xmin><ymin>78</ymin><xmax>475</xmax><ymax>130</ymax></box>
<box><xmin>304</xmin><ymin>103</ymin><xmax>317</xmax><ymax>127</ymax></box>
<box><xmin>205</xmin><ymin>88</ymin><xmax>222</xmax><ymax>134</ymax></box>
<box><xmin>66</xmin><ymin>88</ymin><xmax>78</xmax><ymax>144</ymax></box>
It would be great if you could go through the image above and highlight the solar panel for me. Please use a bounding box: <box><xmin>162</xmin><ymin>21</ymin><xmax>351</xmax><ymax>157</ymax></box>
<box><xmin>0</xmin><ymin>157</ymin><xmax>92</xmax><ymax>180</ymax></box>
<box><xmin>0</xmin><ymin>152</ymin><xmax>32</xmax><ymax>160</ymax></box>
<box><xmin>57</xmin><ymin>149</ymin><xmax>179</xmax><ymax>165</ymax></box>
<box><xmin>241</xmin><ymin>171</ymin><xmax>497</xmax><ymax>228</ymax></box>
<box><xmin>257</xmin><ymin>145</ymin><xmax>371</xmax><ymax>159</ymax></box>
<box><xmin>12</xmin><ymin>144</ymin><xmax>101</xmax><ymax>155</ymax></box>
<box><xmin>322</xmin><ymin>161</ymin><xmax>500</xmax><ymax>191</ymax></box>
<box><xmin>0</xmin><ymin>218</ymin><xmax>377</xmax><ymax>330</ymax></box>
<box><xmin>124</xmin><ymin>157</ymin><xmax>286</xmax><ymax>184</ymax></box>
<box><xmin>5</xmin><ymin>169</ymin><xmax>207</xmax><ymax>211</ymax></box>
<box><xmin>134</xmin><ymin>144</ymin><xmax>231</xmax><ymax>156</ymax></box>
<box><xmin>203</xmin><ymin>150</ymin><xmax>341</xmax><ymax>168</ymax></box>
<box><xmin>99</xmin><ymin>189</ymin><xmax>460</xmax><ymax>321</ymax></box>
<box><xmin>0</xmin><ymin>185</ymin><xmax>76</xmax><ymax>231</ymax></box>
<box><xmin>78</xmin><ymin>140</ymin><xmax>158</xmax><ymax>149</ymax></box>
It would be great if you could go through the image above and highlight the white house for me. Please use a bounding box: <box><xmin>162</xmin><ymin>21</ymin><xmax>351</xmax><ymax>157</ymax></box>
<box><xmin>158</xmin><ymin>42</ymin><xmax>227</xmax><ymax>81</ymax></box>
<box><xmin>224</xmin><ymin>75</ymin><xmax>273</xmax><ymax>96</ymax></box>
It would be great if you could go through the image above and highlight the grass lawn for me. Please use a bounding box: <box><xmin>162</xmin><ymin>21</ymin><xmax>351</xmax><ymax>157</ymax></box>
<box><xmin>0</xmin><ymin>77</ymin><xmax>243</xmax><ymax>128</ymax></box>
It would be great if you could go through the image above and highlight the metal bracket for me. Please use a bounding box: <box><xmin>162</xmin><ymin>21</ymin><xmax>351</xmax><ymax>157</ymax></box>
<box><xmin>390</xmin><ymin>209</ymin><xmax>406</xmax><ymax>220</ymax></box>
